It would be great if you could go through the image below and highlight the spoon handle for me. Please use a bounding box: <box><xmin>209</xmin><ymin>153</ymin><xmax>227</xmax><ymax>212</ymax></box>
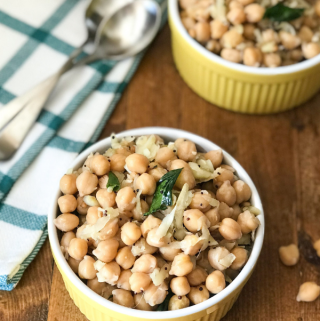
<box><xmin>0</xmin><ymin>43</ymin><xmax>87</xmax><ymax>160</ymax></box>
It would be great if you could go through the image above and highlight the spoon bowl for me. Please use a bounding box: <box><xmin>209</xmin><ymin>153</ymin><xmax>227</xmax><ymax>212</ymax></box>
<box><xmin>97</xmin><ymin>0</ymin><xmax>162</xmax><ymax>60</ymax></box>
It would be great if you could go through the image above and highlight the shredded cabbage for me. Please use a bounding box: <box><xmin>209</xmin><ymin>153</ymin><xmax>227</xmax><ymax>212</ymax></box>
<box><xmin>94</xmin><ymin>260</ymin><xmax>106</xmax><ymax>272</ymax></box>
<box><xmin>189</xmin><ymin>162</ymin><xmax>217</xmax><ymax>183</ymax></box>
<box><xmin>135</xmin><ymin>135</ymin><xmax>161</xmax><ymax>161</ymax></box>
<box><xmin>150</xmin><ymin>263</ymin><xmax>170</xmax><ymax>286</ymax></box>
<box><xmin>83</xmin><ymin>195</ymin><xmax>99</xmax><ymax>207</ymax></box>
<box><xmin>156</xmin><ymin>206</ymin><xmax>176</xmax><ymax>240</ymax></box>
<box><xmin>104</xmin><ymin>148</ymin><xmax>116</xmax><ymax>157</ymax></box>
<box><xmin>78</xmin><ymin>207</ymin><xmax>119</xmax><ymax>240</ymax></box>
<box><xmin>219</xmin><ymin>253</ymin><xmax>236</xmax><ymax>268</ymax></box>
<box><xmin>211</xmin><ymin>0</ymin><xmax>227</xmax><ymax>23</ymax></box>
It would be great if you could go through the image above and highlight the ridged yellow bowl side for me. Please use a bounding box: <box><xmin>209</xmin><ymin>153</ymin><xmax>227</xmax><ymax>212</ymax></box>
<box><xmin>53</xmin><ymin>252</ymin><xmax>252</xmax><ymax>321</ymax></box>
<box><xmin>169</xmin><ymin>8</ymin><xmax>320</xmax><ymax>114</ymax></box>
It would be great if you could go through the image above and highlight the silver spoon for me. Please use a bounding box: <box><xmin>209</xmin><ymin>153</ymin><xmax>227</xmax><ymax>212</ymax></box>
<box><xmin>0</xmin><ymin>0</ymin><xmax>161</xmax><ymax>161</ymax></box>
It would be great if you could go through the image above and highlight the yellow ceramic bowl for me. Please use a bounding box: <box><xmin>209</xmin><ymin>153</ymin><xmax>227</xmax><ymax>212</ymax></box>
<box><xmin>48</xmin><ymin>127</ymin><xmax>265</xmax><ymax>321</ymax></box>
<box><xmin>169</xmin><ymin>0</ymin><xmax>320</xmax><ymax>114</ymax></box>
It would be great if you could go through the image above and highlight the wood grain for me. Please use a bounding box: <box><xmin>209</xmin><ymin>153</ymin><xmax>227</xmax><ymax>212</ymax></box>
<box><xmin>1</xmin><ymin>24</ymin><xmax>320</xmax><ymax>321</ymax></box>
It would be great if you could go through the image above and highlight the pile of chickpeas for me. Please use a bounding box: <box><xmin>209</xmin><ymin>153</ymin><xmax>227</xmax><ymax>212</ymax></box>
<box><xmin>180</xmin><ymin>0</ymin><xmax>320</xmax><ymax>67</ymax></box>
<box><xmin>54</xmin><ymin>134</ymin><xmax>261</xmax><ymax>311</ymax></box>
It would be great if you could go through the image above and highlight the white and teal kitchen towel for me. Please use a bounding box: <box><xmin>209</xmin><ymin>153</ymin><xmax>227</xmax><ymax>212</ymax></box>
<box><xmin>0</xmin><ymin>0</ymin><xmax>167</xmax><ymax>291</ymax></box>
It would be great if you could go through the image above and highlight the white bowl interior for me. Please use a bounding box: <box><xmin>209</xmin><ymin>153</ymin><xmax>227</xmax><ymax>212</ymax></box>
<box><xmin>169</xmin><ymin>0</ymin><xmax>320</xmax><ymax>76</ymax></box>
<box><xmin>48</xmin><ymin>127</ymin><xmax>265</xmax><ymax>320</ymax></box>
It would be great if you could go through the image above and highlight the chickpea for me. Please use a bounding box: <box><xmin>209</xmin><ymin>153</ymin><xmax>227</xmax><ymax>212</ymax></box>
<box><xmin>169</xmin><ymin>295</ymin><xmax>190</xmax><ymax>310</ymax></box>
<box><xmin>159</xmin><ymin>246</ymin><xmax>182</xmax><ymax>261</ymax></box>
<box><xmin>244</xmin><ymin>4</ymin><xmax>265</xmax><ymax>23</ymax></box>
<box><xmin>58</xmin><ymin>194</ymin><xmax>77</xmax><ymax>214</ymax></box>
<box><xmin>170</xmin><ymin>159</ymin><xmax>196</xmax><ymax>190</ymax></box>
<box><xmin>144</xmin><ymin>283</ymin><xmax>168</xmax><ymax>306</ymax></box>
<box><xmin>133</xmin><ymin>237</ymin><xmax>158</xmax><ymax>255</ymax></box>
<box><xmin>302</xmin><ymin>42</ymin><xmax>320</xmax><ymax>59</ymax></box>
<box><xmin>298</xmin><ymin>26</ymin><xmax>313</xmax><ymax>43</ymax></box>
<box><xmin>176</xmin><ymin>140</ymin><xmax>197</xmax><ymax>162</ymax></box>
<box><xmin>179</xmin><ymin>0</ymin><xmax>197</xmax><ymax>10</ymax></box>
<box><xmin>110</xmin><ymin>153</ymin><xmax>126</xmax><ymax>172</ymax></box>
<box><xmin>263</xmin><ymin>53</ymin><xmax>281</xmax><ymax>68</ymax></box>
<box><xmin>147</xmin><ymin>227</ymin><xmax>170</xmax><ymax>248</ymax></box>
<box><xmin>76</xmin><ymin>171</ymin><xmax>98</xmax><ymax>197</ymax></box>
<box><xmin>126</xmin><ymin>154</ymin><xmax>149</xmax><ymax>174</ymax></box>
<box><xmin>214</xmin><ymin>168</ymin><xmax>234</xmax><ymax>187</ymax></box>
<box><xmin>216</xmin><ymin>181</ymin><xmax>236</xmax><ymax>206</ymax></box>
<box><xmin>86</xmin><ymin>206</ymin><xmax>100</xmax><ymax>224</ymax></box>
<box><xmin>60</xmin><ymin>231</ymin><xmax>76</xmax><ymax>255</ymax></box>
<box><xmin>77</xmin><ymin>196</ymin><xmax>89</xmax><ymax>215</ymax></box>
<box><xmin>96</xmin><ymin>189</ymin><xmax>116</xmax><ymax>209</ymax></box>
<box><xmin>189</xmin><ymin>29</ymin><xmax>196</xmax><ymax>38</ymax></box>
<box><xmin>132</xmin><ymin>254</ymin><xmax>157</xmax><ymax>273</ymax></box>
<box><xmin>135</xmin><ymin>173</ymin><xmax>156</xmax><ymax>195</ymax></box>
<box><xmin>218</xmin><ymin>202</ymin><xmax>233</xmax><ymax>220</ymax></box>
<box><xmin>204</xmin><ymin>149</ymin><xmax>223</xmax><ymax>168</ymax></box>
<box><xmin>98</xmin><ymin>218</ymin><xmax>119</xmax><ymax>240</ymax></box>
<box><xmin>188</xmin><ymin>285</ymin><xmax>209</xmax><ymax>305</ymax></box>
<box><xmin>113</xmin><ymin>229</ymin><xmax>126</xmax><ymax>249</ymax></box>
<box><xmin>68</xmin><ymin>238</ymin><xmax>88</xmax><ymax>261</ymax></box>
<box><xmin>237</xmin><ymin>210</ymin><xmax>260</xmax><ymax>234</ymax></box>
<box><xmin>206</xmin><ymin>270</ymin><xmax>226</xmax><ymax>294</ymax></box>
<box><xmin>182</xmin><ymin>16</ymin><xmax>196</xmax><ymax>30</ymax></box>
<box><xmin>78</xmin><ymin>255</ymin><xmax>96</xmax><ymax>279</ymax></box>
<box><xmin>148</xmin><ymin>162</ymin><xmax>167</xmax><ymax>182</ymax></box>
<box><xmin>219</xmin><ymin>218</ymin><xmax>242</xmax><ymax>241</ymax></box>
<box><xmin>117</xmin><ymin>269</ymin><xmax>132</xmax><ymax>291</ymax></box>
<box><xmin>243</xmin><ymin>24</ymin><xmax>255</xmax><ymax>41</ymax></box>
<box><xmin>296</xmin><ymin>282</ymin><xmax>320</xmax><ymax>302</ymax></box>
<box><xmin>54</xmin><ymin>213</ymin><xmax>79</xmax><ymax>232</ymax></box>
<box><xmin>262</xmin><ymin>29</ymin><xmax>280</xmax><ymax>43</ymax></box>
<box><xmin>205</xmin><ymin>207</ymin><xmax>220</xmax><ymax>227</ymax></box>
<box><xmin>229</xmin><ymin>1</ymin><xmax>243</xmax><ymax>10</ymax></box>
<box><xmin>140</xmin><ymin>215</ymin><xmax>162</xmax><ymax>238</ymax></box>
<box><xmin>129</xmin><ymin>272</ymin><xmax>152</xmax><ymax>293</ymax></box>
<box><xmin>170</xmin><ymin>253</ymin><xmax>194</xmax><ymax>276</ymax></box>
<box><xmin>314</xmin><ymin>239</ymin><xmax>320</xmax><ymax>256</ymax></box>
<box><xmin>183</xmin><ymin>209</ymin><xmax>210</xmax><ymax>233</ymax></box>
<box><xmin>87</xmin><ymin>277</ymin><xmax>107</xmax><ymax>295</ymax></box>
<box><xmin>121</xmin><ymin>222</ymin><xmax>142</xmax><ymax>246</ymax></box>
<box><xmin>116</xmin><ymin>147</ymin><xmax>133</xmax><ymax>157</ymax></box>
<box><xmin>85</xmin><ymin>154</ymin><xmax>110</xmax><ymax>176</ymax></box>
<box><xmin>227</xmin><ymin>8</ymin><xmax>246</xmax><ymax>25</ymax></box>
<box><xmin>116</xmin><ymin>187</ymin><xmax>136</xmax><ymax>213</ymax></box>
<box><xmin>279</xmin><ymin>244</ymin><xmax>299</xmax><ymax>266</ymax></box>
<box><xmin>133</xmin><ymin>293</ymin><xmax>154</xmax><ymax>311</ymax></box>
<box><xmin>206</xmin><ymin>40</ymin><xmax>222</xmax><ymax>54</ymax></box>
<box><xmin>99</xmin><ymin>261</ymin><xmax>121</xmax><ymax>285</ymax></box>
<box><xmin>208</xmin><ymin>247</ymin><xmax>231</xmax><ymax>271</ymax></box>
<box><xmin>132</xmin><ymin>200</ymin><xmax>149</xmax><ymax>221</ymax></box>
<box><xmin>279</xmin><ymin>31</ymin><xmax>301</xmax><ymax>50</ymax></box>
<box><xmin>221</xmin><ymin>48</ymin><xmax>242</xmax><ymax>63</ymax></box>
<box><xmin>210</xmin><ymin>20</ymin><xmax>228</xmax><ymax>40</ymax></box>
<box><xmin>187</xmin><ymin>266</ymin><xmax>208</xmax><ymax>286</ymax></box>
<box><xmin>233</xmin><ymin>180</ymin><xmax>251</xmax><ymax>204</ymax></box>
<box><xmin>189</xmin><ymin>191</ymin><xmax>211</xmax><ymax>211</ymax></box>
<box><xmin>112</xmin><ymin>289</ymin><xmax>134</xmax><ymax>308</ymax></box>
<box><xmin>155</xmin><ymin>147</ymin><xmax>177</xmax><ymax>167</ymax></box>
<box><xmin>243</xmin><ymin>47</ymin><xmax>262</xmax><ymax>67</ymax></box>
<box><xmin>114</xmin><ymin>246</ymin><xmax>135</xmax><ymax>270</ymax></box>
<box><xmin>182</xmin><ymin>234</ymin><xmax>203</xmax><ymax>256</ymax></box>
<box><xmin>92</xmin><ymin>239</ymin><xmax>119</xmax><ymax>263</ymax></box>
<box><xmin>68</xmin><ymin>256</ymin><xmax>81</xmax><ymax>274</ymax></box>
<box><xmin>221</xmin><ymin>30</ymin><xmax>244</xmax><ymax>49</ymax></box>
<box><xmin>60</xmin><ymin>173</ymin><xmax>77</xmax><ymax>195</ymax></box>
<box><xmin>303</xmin><ymin>15</ymin><xmax>319</xmax><ymax>29</ymax></box>
<box><xmin>230</xmin><ymin>247</ymin><xmax>248</xmax><ymax>270</ymax></box>
<box><xmin>170</xmin><ymin>276</ymin><xmax>191</xmax><ymax>296</ymax></box>
<box><xmin>290</xmin><ymin>49</ymin><xmax>303</xmax><ymax>62</ymax></box>
<box><xmin>231</xmin><ymin>204</ymin><xmax>242</xmax><ymax>220</ymax></box>
<box><xmin>194</xmin><ymin>21</ymin><xmax>211</xmax><ymax>43</ymax></box>
<box><xmin>316</xmin><ymin>0</ymin><xmax>320</xmax><ymax>17</ymax></box>
<box><xmin>117</xmin><ymin>214</ymin><xmax>130</xmax><ymax>228</ymax></box>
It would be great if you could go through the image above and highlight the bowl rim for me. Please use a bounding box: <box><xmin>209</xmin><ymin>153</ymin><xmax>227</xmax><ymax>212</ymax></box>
<box><xmin>169</xmin><ymin>0</ymin><xmax>320</xmax><ymax>76</ymax></box>
<box><xmin>48</xmin><ymin>126</ymin><xmax>265</xmax><ymax>320</ymax></box>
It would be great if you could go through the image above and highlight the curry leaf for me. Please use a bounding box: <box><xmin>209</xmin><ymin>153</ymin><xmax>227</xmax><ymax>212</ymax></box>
<box><xmin>106</xmin><ymin>172</ymin><xmax>120</xmax><ymax>192</ymax></box>
<box><xmin>144</xmin><ymin>168</ymin><xmax>183</xmax><ymax>216</ymax></box>
<box><xmin>264</xmin><ymin>3</ymin><xmax>304</xmax><ymax>22</ymax></box>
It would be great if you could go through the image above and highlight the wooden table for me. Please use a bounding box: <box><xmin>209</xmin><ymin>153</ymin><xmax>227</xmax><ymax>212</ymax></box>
<box><xmin>1</xmin><ymin>24</ymin><xmax>320</xmax><ymax>321</ymax></box>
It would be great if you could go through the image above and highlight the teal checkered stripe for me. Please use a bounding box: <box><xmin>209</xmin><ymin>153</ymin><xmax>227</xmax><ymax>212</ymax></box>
<box><xmin>0</xmin><ymin>0</ymin><xmax>167</xmax><ymax>290</ymax></box>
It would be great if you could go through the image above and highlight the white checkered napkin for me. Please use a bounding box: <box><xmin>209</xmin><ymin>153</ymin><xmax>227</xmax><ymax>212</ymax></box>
<box><xmin>0</xmin><ymin>0</ymin><xmax>167</xmax><ymax>290</ymax></box>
